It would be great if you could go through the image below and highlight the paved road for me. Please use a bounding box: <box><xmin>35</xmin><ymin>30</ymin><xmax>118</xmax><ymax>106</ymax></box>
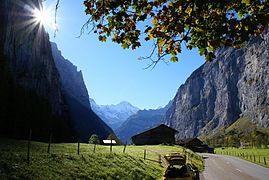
<box><xmin>200</xmin><ymin>153</ymin><xmax>269</xmax><ymax>180</ymax></box>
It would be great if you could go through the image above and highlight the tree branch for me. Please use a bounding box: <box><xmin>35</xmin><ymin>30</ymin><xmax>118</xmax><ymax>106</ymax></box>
<box><xmin>54</xmin><ymin>0</ymin><xmax>60</xmax><ymax>37</ymax></box>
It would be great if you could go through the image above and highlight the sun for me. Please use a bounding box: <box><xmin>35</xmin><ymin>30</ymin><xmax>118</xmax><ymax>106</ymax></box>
<box><xmin>33</xmin><ymin>8</ymin><xmax>52</xmax><ymax>25</ymax></box>
<box><xmin>32</xmin><ymin>6</ymin><xmax>57</xmax><ymax>30</ymax></box>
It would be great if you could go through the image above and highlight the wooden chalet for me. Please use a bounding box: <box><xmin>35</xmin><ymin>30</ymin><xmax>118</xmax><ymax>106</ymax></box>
<box><xmin>177</xmin><ymin>138</ymin><xmax>203</xmax><ymax>146</ymax></box>
<box><xmin>178</xmin><ymin>137</ymin><xmax>214</xmax><ymax>153</ymax></box>
<box><xmin>131</xmin><ymin>124</ymin><xmax>178</xmax><ymax>145</ymax></box>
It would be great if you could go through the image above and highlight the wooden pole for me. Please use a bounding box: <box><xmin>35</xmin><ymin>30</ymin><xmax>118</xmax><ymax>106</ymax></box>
<box><xmin>123</xmin><ymin>143</ymin><xmax>127</xmax><ymax>153</ymax></box>
<box><xmin>110</xmin><ymin>139</ymin><xmax>112</xmax><ymax>153</ymax></box>
<box><xmin>47</xmin><ymin>130</ymin><xmax>52</xmax><ymax>154</ymax></box>
<box><xmin>77</xmin><ymin>141</ymin><xmax>80</xmax><ymax>155</ymax></box>
<box><xmin>264</xmin><ymin>157</ymin><xmax>267</xmax><ymax>165</ymax></box>
<box><xmin>144</xmin><ymin>149</ymin><xmax>146</xmax><ymax>160</ymax></box>
<box><xmin>27</xmin><ymin>128</ymin><xmax>32</xmax><ymax>165</ymax></box>
<box><xmin>93</xmin><ymin>144</ymin><xmax>96</xmax><ymax>153</ymax></box>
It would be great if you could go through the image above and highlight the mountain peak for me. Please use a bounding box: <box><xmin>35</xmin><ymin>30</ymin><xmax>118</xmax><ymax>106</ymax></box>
<box><xmin>119</xmin><ymin>101</ymin><xmax>131</xmax><ymax>105</ymax></box>
<box><xmin>90</xmin><ymin>99</ymin><xmax>140</xmax><ymax>130</ymax></box>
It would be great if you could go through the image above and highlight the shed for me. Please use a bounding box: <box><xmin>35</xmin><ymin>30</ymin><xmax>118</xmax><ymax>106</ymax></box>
<box><xmin>177</xmin><ymin>138</ymin><xmax>203</xmax><ymax>146</ymax></box>
<box><xmin>178</xmin><ymin>138</ymin><xmax>214</xmax><ymax>153</ymax></box>
<box><xmin>131</xmin><ymin>124</ymin><xmax>178</xmax><ymax>145</ymax></box>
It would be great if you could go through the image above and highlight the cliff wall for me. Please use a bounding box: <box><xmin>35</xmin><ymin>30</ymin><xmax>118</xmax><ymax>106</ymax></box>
<box><xmin>165</xmin><ymin>30</ymin><xmax>269</xmax><ymax>139</ymax></box>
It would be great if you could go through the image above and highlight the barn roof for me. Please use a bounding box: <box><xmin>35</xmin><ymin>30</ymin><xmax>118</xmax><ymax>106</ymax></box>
<box><xmin>131</xmin><ymin>124</ymin><xmax>178</xmax><ymax>139</ymax></box>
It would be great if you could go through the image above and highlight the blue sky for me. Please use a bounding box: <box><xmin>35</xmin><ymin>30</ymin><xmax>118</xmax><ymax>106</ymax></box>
<box><xmin>45</xmin><ymin>0</ymin><xmax>204</xmax><ymax>109</ymax></box>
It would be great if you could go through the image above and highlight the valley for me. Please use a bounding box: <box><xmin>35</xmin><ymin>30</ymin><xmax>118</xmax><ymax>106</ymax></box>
<box><xmin>0</xmin><ymin>0</ymin><xmax>268</xmax><ymax>179</ymax></box>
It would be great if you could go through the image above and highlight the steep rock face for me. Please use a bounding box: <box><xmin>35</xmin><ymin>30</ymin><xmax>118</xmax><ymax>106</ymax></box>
<box><xmin>116</xmin><ymin>101</ymin><xmax>172</xmax><ymax>144</ymax></box>
<box><xmin>51</xmin><ymin>43</ymin><xmax>113</xmax><ymax>142</ymax></box>
<box><xmin>51</xmin><ymin>42</ymin><xmax>90</xmax><ymax>108</ymax></box>
<box><xmin>0</xmin><ymin>0</ymin><xmax>63</xmax><ymax>115</ymax></box>
<box><xmin>165</xmin><ymin>31</ymin><xmax>269</xmax><ymax>139</ymax></box>
<box><xmin>90</xmin><ymin>99</ymin><xmax>140</xmax><ymax>130</ymax></box>
<box><xmin>0</xmin><ymin>0</ymin><xmax>73</xmax><ymax>141</ymax></box>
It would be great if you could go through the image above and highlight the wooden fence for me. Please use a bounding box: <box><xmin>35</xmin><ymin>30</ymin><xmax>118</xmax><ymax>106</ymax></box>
<box><xmin>216</xmin><ymin>149</ymin><xmax>268</xmax><ymax>167</ymax></box>
<box><xmin>143</xmin><ymin>149</ymin><xmax>169</xmax><ymax>166</ymax></box>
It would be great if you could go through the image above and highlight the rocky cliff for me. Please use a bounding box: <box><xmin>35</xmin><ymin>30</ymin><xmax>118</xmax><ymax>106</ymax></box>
<box><xmin>165</xmin><ymin>30</ymin><xmax>269</xmax><ymax>140</ymax></box>
<box><xmin>51</xmin><ymin>42</ymin><xmax>112</xmax><ymax>142</ymax></box>
<box><xmin>0</xmin><ymin>0</ymin><xmax>64</xmax><ymax>115</ymax></box>
<box><xmin>0</xmin><ymin>0</ymin><xmax>112</xmax><ymax>142</ymax></box>
<box><xmin>51</xmin><ymin>42</ymin><xmax>91</xmax><ymax>108</ymax></box>
<box><xmin>0</xmin><ymin>0</ymin><xmax>74</xmax><ymax>141</ymax></box>
<box><xmin>116</xmin><ymin>101</ymin><xmax>172</xmax><ymax>144</ymax></box>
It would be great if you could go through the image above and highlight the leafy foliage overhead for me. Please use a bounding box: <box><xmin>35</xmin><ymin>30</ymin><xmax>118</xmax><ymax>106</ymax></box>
<box><xmin>83</xmin><ymin>0</ymin><xmax>269</xmax><ymax>63</ymax></box>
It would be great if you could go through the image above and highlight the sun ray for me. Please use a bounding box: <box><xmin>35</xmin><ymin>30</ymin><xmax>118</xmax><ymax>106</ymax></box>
<box><xmin>32</xmin><ymin>4</ymin><xmax>57</xmax><ymax>31</ymax></box>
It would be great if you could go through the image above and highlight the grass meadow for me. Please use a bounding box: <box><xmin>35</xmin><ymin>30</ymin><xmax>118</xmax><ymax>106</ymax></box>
<box><xmin>0</xmin><ymin>138</ymin><xmax>204</xmax><ymax>179</ymax></box>
<box><xmin>215</xmin><ymin>147</ymin><xmax>269</xmax><ymax>168</ymax></box>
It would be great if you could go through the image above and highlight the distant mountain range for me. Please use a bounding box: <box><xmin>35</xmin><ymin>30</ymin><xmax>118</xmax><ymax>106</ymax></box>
<box><xmin>115</xmin><ymin>101</ymin><xmax>172</xmax><ymax>144</ymax></box>
<box><xmin>90</xmin><ymin>99</ymin><xmax>140</xmax><ymax>130</ymax></box>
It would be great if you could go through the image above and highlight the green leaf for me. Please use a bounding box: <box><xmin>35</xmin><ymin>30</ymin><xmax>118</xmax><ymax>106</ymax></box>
<box><xmin>122</xmin><ymin>43</ymin><xmax>129</xmax><ymax>49</ymax></box>
<box><xmin>98</xmin><ymin>36</ymin><xmax>107</xmax><ymax>42</ymax></box>
<box><xmin>170</xmin><ymin>56</ymin><xmax>178</xmax><ymax>62</ymax></box>
<box><xmin>241</xmin><ymin>0</ymin><xmax>250</xmax><ymax>5</ymax></box>
<box><xmin>152</xmin><ymin>18</ymin><xmax>158</xmax><ymax>25</ymax></box>
<box><xmin>205</xmin><ymin>52</ymin><xmax>216</xmax><ymax>61</ymax></box>
<box><xmin>145</xmin><ymin>37</ymin><xmax>150</xmax><ymax>41</ymax></box>
<box><xmin>199</xmin><ymin>47</ymin><xmax>206</xmax><ymax>56</ymax></box>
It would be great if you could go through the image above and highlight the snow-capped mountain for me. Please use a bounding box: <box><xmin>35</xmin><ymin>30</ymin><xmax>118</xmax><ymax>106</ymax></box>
<box><xmin>115</xmin><ymin>100</ymin><xmax>172</xmax><ymax>144</ymax></box>
<box><xmin>90</xmin><ymin>99</ymin><xmax>140</xmax><ymax>130</ymax></box>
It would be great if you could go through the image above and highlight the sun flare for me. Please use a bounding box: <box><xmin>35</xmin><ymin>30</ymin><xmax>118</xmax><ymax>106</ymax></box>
<box><xmin>33</xmin><ymin>8</ymin><xmax>51</xmax><ymax>25</ymax></box>
<box><xmin>32</xmin><ymin>6</ymin><xmax>57</xmax><ymax>30</ymax></box>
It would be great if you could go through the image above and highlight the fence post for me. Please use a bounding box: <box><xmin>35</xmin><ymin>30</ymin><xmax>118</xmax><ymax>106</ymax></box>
<box><xmin>27</xmin><ymin>128</ymin><xmax>32</xmax><ymax>165</ymax></box>
<box><xmin>158</xmin><ymin>154</ymin><xmax>161</xmax><ymax>164</ymax></box>
<box><xmin>123</xmin><ymin>143</ymin><xmax>127</xmax><ymax>153</ymax></box>
<box><xmin>144</xmin><ymin>150</ymin><xmax>146</xmax><ymax>160</ymax></box>
<box><xmin>264</xmin><ymin>157</ymin><xmax>267</xmax><ymax>165</ymax></box>
<box><xmin>93</xmin><ymin>143</ymin><xmax>96</xmax><ymax>153</ymax></box>
<box><xmin>77</xmin><ymin>141</ymin><xmax>80</xmax><ymax>155</ymax></box>
<box><xmin>110</xmin><ymin>139</ymin><xmax>113</xmax><ymax>153</ymax></box>
<box><xmin>47</xmin><ymin>130</ymin><xmax>52</xmax><ymax>154</ymax></box>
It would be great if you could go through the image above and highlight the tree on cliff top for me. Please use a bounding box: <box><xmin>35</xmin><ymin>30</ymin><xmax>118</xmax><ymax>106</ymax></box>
<box><xmin>83</xmin><ymin>0</ymin><xmax>269</xmax><ymax>65</ymax></box>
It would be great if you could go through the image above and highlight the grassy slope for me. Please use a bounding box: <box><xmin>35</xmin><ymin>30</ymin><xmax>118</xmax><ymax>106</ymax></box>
<box><xmin>225</xmin><ymin>117</ymin><xmax>257</xmax><ymax>134</ymax></box>
<box><xmin>225</xmin><ymin>117</ymin><xmax>269</xmax><ymax>139</ymax></box>
<box><xmin>208</xmin><ymin>118</ymin><xmax>269</xmax><ymax>168</ymax></box>
<box><xmin>0</xmin><ymin>139</ymin><xmax>204</xmax><ymax>179</ymax></box>
<box><xmin>200</xmin><ymin>117</ymin><xmax>269</xmax><ymax>146</ymax></box>
<box><xmin>215</xmin><ymin>147</ymin><xmax>269</xmax><ymax>168</ymax></box>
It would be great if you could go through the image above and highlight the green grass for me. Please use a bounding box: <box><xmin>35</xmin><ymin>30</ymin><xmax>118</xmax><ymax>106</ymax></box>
<box><xmin>225</xmin><ymin>117</ymin><xmax>256</xmax><ymax>133</ymax></box>
<box><xmin>215</xmin><ymin>147</ymin><xmax>269</xmax><ymax>168</ymax></box>
<box><xmin>200</xmin><ymin>117</ymin><xmax>269</xmax><ymax>148</ymax></box>
<box><xmin>0</xmin><ymin>138</ymin><xmax>204</xmax><ymax>179</ymax></box>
